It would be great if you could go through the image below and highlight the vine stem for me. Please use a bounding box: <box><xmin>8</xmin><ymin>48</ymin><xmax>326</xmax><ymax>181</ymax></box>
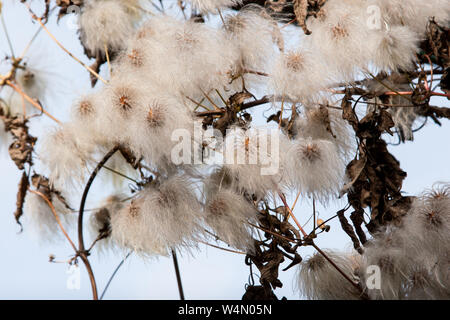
<box><xmin>278</xmin><ymin>192</ymin><xmax>369</xmax><ymax>299</ymax></box>
<box><xmin>100</xmin><ymin>252</ymin><xmax>132</xmax><ymax>300</ymax></box>
<box><xmin>28</xmin><ymin>189</ymin><xmax>77</xmax><ymax>252</ymax></box>
<box><xmin>311</xmin><ymin>243</ymin><xmax>367</xmax><ymax>299</ymax></box>
<box><xmin>78</xmin><ymin>145</ymin><xmax>120</xmax><ymax>300</ymax></box>
<box><xmin>6</xmin><ymin>80</ymin><xmax>61</xmax><ymax>124</ymax></box>
<box><xmin>171</xmin><ymin>249</ymin><xmax>185</xmax><ymax>300</ymax></box>
<box><xmin>0</xmin><ymin>5</ymin><xmax>15</xmax><ymax>58</ymax></box>
<box><xmin>199</xmin><ymin>240</ymin><xmax>246</xmax><ymax>255</ymax></box>
<box><xmin>195</xmin><ymin>95</ymin><xmax>273</xmax><ymax>117</ymax></box>
<box><xmin>278</xmin><ymin>192</ymin><xmax>308</xmax><ymax>237</ymax></box>
<box><xmin>331</xmin><ymin>89</ymin><xmax>450</xmax><ymax>98</ymax></box>
<box><xmin>24</xmin><ymin>4</ymin><xmax>108</xmax><ymax>85</ymax></box>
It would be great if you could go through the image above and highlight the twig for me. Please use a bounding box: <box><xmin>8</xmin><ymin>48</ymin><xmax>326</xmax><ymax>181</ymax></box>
<box><xmin>104</xmin><ymin>43</ymin><xmax>111</xmax><ymax>77</ymax></box>
<box><xmin>291</xmin><ymin>191</ymin><xmax>301</xmax><ymax>211</ymax></box>
<box><xmin>278</xmin><ymin>192</ymin><xmax>308</xmax><ymax>237</ymax></box>
<box><xmin>247</xmin><ymin>222</ymin><xmax>299</xmax><ymax>243</ymax></box>
<box><xmin>171</xmin><ymin>249</ymin><xmax>185</xmax><ymax>300</ymax></box>
<box><xmin>199</xmin><ymin>240</ymin><xmax>246</xmax><ymax>255</ymax></box>
<box><xmin>242</xmin><ymin>69</ymin><xmax>270</xmax><ymax>77</ymax></box>
<box><xmin>200</xmin><ymin>88</ymin><xmax>221</xmax><ymax>111</ymax></box>
<box><xmin>195</xmin><ymin>95</ymin><xmax>273</xmax><ymax>117</ymax></box>
<box><xmin>313</xmin><ymin>197</ymin><xmax>316</xmax><ymax>230</ymax></box>
<box><xmin>18</xmin><ymin>6</ymin><xmax>58</xmax><ymax>60</ymax></box>
<box><xmin>278</xmin><ymin>192</ymin><xmax>366</xmax><ymax>297</ymax></box>
<box><xmin>6</xmin><ymin>80</ymin><xmax>61</xmax><ymax>124</ymax></box>
<box><xmin>186</xmin><ymin>95</ymin><xmax>212</xmax><ymax>112</ymax></box>
<box><xmin>78</xmin><ymin>145</ymin><xmax>120</xmax><ymax>300</ymax></box>
<box><xmin>100</xmin><ymin>252</ymin><xmax>132</xmax><ymax>300</ymax></box>
<box><xmin>103</xmin><ymin>165</ymin><xmax>138</xmax><ymax>184</ymax></box>
<box><xmin>25</xmin><ymin>5</ymin><xmax>108</xmax><ymax>85</ymax></box>
<box><xmin>278</xmin><ymin>97</ymin><xmax>284</xmax><ymax>129</ymax></box>
<box><xmin>1</xmin><ymin>6</ymin><xmax>15</xmax><ymax>57</ymax></box>
<box><xmin>28</xmin><ymin>189</ymin><xmax>77</xmax><ymax>252</ymax></box>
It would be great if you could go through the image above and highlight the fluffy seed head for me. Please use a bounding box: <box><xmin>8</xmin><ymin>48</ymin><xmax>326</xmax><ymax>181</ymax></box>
<box><xmin>79</xmin><ymin>0</ymin><xmax>138</xmax><ymax>56</ymax></box>
<box><xmin>222</xmin><ymin>127</ymin><xmax>284</xmax><ymax>198</ymax></box>
<box><xmin>40</xmin><ymin>123</ymin><xmax>98</xmax><ymax>189</ymax></box>
<box><xmin>368</xmin><ymin>25</ymin><xmax>419</xmax><ymax>72</ymax></box>
<box><xmin>284</xmin><ymin>137</ymin><xmax>345</xmax><ymax>203</ymax></box>
<box><xmin>359</xmin><ymin>225</ymin><xmax>445</xmax><ymax>299</ymax></box>
<box><xmin>146</xmin><ymin>102</ymin><xmax>166</xmax><ymax>128</ymax></box>
<box><xmin>305</xmin><ymin>0</ymin><xmax>372</xmax><ymax>80</ymax></box>
<box><xmin>189</xmin><ymin>0</ymin><xmax>242</xmax><ymax>14</ymax></box>
<box><xmin>270</xmin><ymin>50</ymin><xmax>328</xmax><ymax>102</ymax></box>
<box><xmin>204</xmin><ymin>188</ymin><xmax>258</xmax><ymax>252</ymax></box>
<box><xmin>127</xmin><ymin>48</ymin><xmax>145</xmax><ymax>67</ymax></box>
<box><xmin>224</xmin><ymin>8</ymin><xmax>279</xmax><ymax>74</ymax></box>
<box><xmin>113</xmin><ymin>86</ymin><xmax>136</xmax><ymax>114</ymax></box>
<box><xmin>299</xmin><ymin>142</ymin><xmax>321</xmax><ymax>162</ymax></box>
<box><xmin>402</xmin><ymin>185</ymin><xmax>450</xmax><ymax>257</ymax></box>
<box><xmin>89</xmin><ymin>194</ymin><xmax>125</xmax><ymax>253</ymax></box>
<box><xmin>297</xmin><ymin>250</ymin><xmax>361</xmax><ymax>300</ymax></box>
<box><xmin>293</xmin><ymin>104</ymin><xmax>354</xmax><ymax>160</ymax></box>
<box><xmin>111</xmin><ymin>176</ymin><xmax>204</xmax><ymax>255</ymax></box>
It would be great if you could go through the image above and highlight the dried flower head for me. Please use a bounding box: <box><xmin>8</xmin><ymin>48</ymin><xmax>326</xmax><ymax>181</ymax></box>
<box><xmin>205</xmin><ymin>188</ymin><xmax>258</xmax><ymax>251</ymax></box>
<box><xmin>89</xmin><ymin>194</ymin><xmax>125</xmax><ymax>253</ymax></box>
<box><xmin>284</xmin><ymin>137</ymin><xmax>345</xmax><ymax>203</ymax></box>
<box><xmin>270</xmin><ymin>50</ymin><xmax>328</xmax><ymax>102</ymax></box>
<box><xmin>224</xmin><ymin>8</ymin><xmax>279</xmax><ymax>74</ymax></box>
<box><xmin>368</xmin><ymin>25</ymin><xmax>419</xmax><ymax>72</ymax></box>
<box><xmin>111</xmin><ymin>175</ymin><xmax>204</xmax><ymax>255</ymax></box>
<box><xmin>146</xmin><ymin>102</ymin><xmax>166</xmax><ymax>128</ymax></box>
<box><xmin>113</xmin><ymin>86</ymin><xmax>136</xmax><ymax>114</ymax></box>
<box><xmin>294</xmin><ymin>104</ymin><xmax>354</xmax><ymax>160</ymax></box>
<box><xmin>285</xmin><ymin>52</ymin><xmax>305</xmax><ymax>72</ymax></box>
<box><xmin>223</xmin><ymin>127</ymin><xmax>284</xmax><ymax>198</ymax></box>
<box><xmin>126</xmin><ymin>48</ymin><xmax>145</xmax><ymax>68</ymax></box>
<box><xmin>402</xmin><ymin>185</ymin><xmax>450</xmax><ymax>258</ymax></box>
<box><xmin>40</xmin><ymin>123</ymin><xmax>97</xmax><ymax>189</ymax></box>
<box><xmin>79</xmin><ymin>0</ymin><xmax>138</xmax><ymax>57</ymax></box>
<box><xmin>297</xmin><ymin>250</ymin><xmax>361</xmax><ymax>299</ymax></box>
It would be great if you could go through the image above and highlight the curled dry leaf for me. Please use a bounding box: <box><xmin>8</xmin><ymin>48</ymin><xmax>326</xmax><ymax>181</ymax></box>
<box><xmin>0</xmin><ymin>117</ymin><xmax>36</xmax><ymax>170</ymax></box>
<box><xmin>31</xmin><ymin>174</ymin><xmax>72</xmax><ymax>211</ymax></box>
<box><xmin>336</xmin><ymin>209</ymin><xmax>363</xmax><ymax>254</ymax></box>
<box><xmin>14</xmin><ymin>171</ymin><xmax>29</xmax><ymax>230</ymax></box>
<box><xmin>293</xmin><ymin>0</ymin><xmax>310</xmax><ymax>35</ymax></box>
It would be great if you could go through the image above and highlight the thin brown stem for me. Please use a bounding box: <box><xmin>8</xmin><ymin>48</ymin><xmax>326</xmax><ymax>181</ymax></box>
<box><xmin>199</xmin><ymin>240</ymin><xmax>246</xmax><ymax>255</ymax></box>
<box><xmin>311</xmin><ymin>243</ymin><xmax>368</xmax><ymax>299</ymax></box>
<box><xmin>278</xmin><ymin>192</ymin><xmax>308</xmax><ymax>238</ymax></box>
<box><xmin>171</xmin><ymin>249</ymin><xmax>185</xmax><ymax>300</ymax></box>
<box><xmin>247</xmin><ymin>222</ymin><xmax>299</xmax><ymax>243</ymax></box>
<box><xmin>195</xmin><ymin>95</ymin><xmax>273</xmax><ymax>117</ymax></box>
<box><xmin>28</xmin><ymin>189</ymin><xmax>77</xmax><ymax>252</ymax></box>
<box><xmin>78</xmin><ymin>146</ymin><xmax>119</xmax><ymax>251</ymax></box>
<box><xmin>278</xmin><ymin>192</ymin><xmax>367</xmax><ymax>297</ymax></box>
<box><xmin>6</xmin><ymin>80</ymin><xmax>61</xmax><ymax>124</ymax></box>
<box><xmin>25</xmin><ymin>5</ymin><xmax>107</xmax><ymax>85</ymax></box>
<box><xmin>77</xmin><ymin>145</ymin><xmax>120</xmax><ymax>300</ymax></box>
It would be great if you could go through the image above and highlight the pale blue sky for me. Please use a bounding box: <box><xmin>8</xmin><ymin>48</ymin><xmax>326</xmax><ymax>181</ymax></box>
<box><xmin>0</xmin><ymin>1</ymin><xmax>448</xmax><ymax>300</ymax></box>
